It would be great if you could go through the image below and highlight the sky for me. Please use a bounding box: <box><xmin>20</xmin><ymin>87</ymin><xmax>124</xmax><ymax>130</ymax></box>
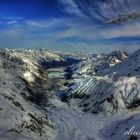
<box><xmin>0</xmin><ymin>0</ymin><xmax>140</xmax><ymax>53</ymax></box>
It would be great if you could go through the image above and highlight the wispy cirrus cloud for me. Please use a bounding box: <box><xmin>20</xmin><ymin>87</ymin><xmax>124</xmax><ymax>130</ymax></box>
<box><xmin>58</xmin><ymin>0</ymin><xmax>82</xmax><ymax>16</ymax></box>
<box><xmin>0</xmin><ymin>0</ymin><xmax>139</xmax><ymax>53</ymax></box>
<box><xmin>7</xmin><ymin>20</ymin><xmax>19</xmax><ymax>25</ymax></box>
<box><xmin>62</xmin><ymin>0</ymin><xmax>140</xmax><ymax>21</ymax></box>
<box><xmin>24</xmin><ymin>18</ymin><xmax>66</xmax><ymax>29</ymax></box>
<box><xmin>0</xmin><ymin>12</ymin><xmax>139</xmax><ymax>53</ymax></box>
<box><xmin>0</xmin><ymin>14</ymin><xmax>23</xmax><ymax>26</ymax></box>
<box><xmin>48</xmin><ymin>20</ymin><xmax>140</xmax><ymax>40</ymax></box>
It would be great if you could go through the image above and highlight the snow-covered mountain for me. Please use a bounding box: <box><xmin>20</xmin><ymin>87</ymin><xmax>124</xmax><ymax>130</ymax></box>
<box><xmin>68</xmin><ymin>49</ymin><xmax>140</xmax><ymax>140</ymax></box>
<box><xmin>0</xmin><ymin>48</ymin><xmax>140</xmax><ymax>140</ymax></box>
<box><xmin>0</xmin><ymin>48</ymin><xmax>58</xmax><ymax>140</ymax></box>
<box><xmin>64</xmin><ymin>50</ymin><xmax>128</xmax><ymax>79</ymax></box>
<box><xmin>70</xmin><ymin>49</ymin><xmax>140</xmax><ymax>115</ymax></box>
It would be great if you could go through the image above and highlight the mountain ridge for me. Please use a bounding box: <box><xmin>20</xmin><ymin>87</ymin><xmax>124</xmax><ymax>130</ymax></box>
<box><xmin>0</xmin><ymin>48</ymin><xmax>139</xmax><ymax>140</ymax></box>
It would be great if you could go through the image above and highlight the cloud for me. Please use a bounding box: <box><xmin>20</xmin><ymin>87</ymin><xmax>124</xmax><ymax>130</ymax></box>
<box><xmin>62</xmin><ymin>0</ymin><xmax>140</xmax><ymax>21</ymax></box>
<box><xmin>0</xmin><ymin>14</ymin><xmax>139</xmax><ymax>53</ymax></box>
<box><xmin>48</xmin><ymin>20</ymin><xmax>140</xmax><ymax>41</ymax></box>
<box><xmin>24</xmin><ymin>18</ymin><xmax>69</xmax><ymax>30</ymax></box>
<box><xmin>24</xmin><ymin>20</ymin><xmax>43</xmax><ymax>27</ymax></box>
<box><xmin>98</xmin><ymin>23</ymin><xmax>140</xmax><ymax>39</ymax></box>
<box><xmin>0</xmin><ymin>15</ymin><xmax>23</xmax><ymax>26</ymax></box>
<box><xmin>59</xmin><ymin>0</ymin><xmax>82</xmax><ymax>16</ymax></box>
<box><xmin>7</xmin><ymin>20</ymin><xmax>18</xmax><ymax>25</ymax></box>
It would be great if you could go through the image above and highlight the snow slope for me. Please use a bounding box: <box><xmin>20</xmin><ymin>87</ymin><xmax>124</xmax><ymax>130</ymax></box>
<box><xmin>0</xmin><ymin>49</ymin><xmax>56</xmax><ymax>140</ymax></box>
<box><xmin>0</xmin><ymin>48</ymin><xmax>140</xmax><ymax>140</ymax></box>
<box><xmin>66</xmin><ymin>49</ymin><xmax>140</xmax><ymax>140</ymax></box>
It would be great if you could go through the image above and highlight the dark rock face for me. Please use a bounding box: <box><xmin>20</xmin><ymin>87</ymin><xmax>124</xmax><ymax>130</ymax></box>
<box><xmin>39</xmin><ymin>57</ymin><xmax>81</xmax><ymax>69</ymax></box>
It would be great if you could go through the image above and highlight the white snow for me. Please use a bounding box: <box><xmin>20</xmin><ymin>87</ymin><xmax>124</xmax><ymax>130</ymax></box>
<box><xmin>0</xmin><ymin>48</ymin><xmax>139</xmax><ymax>140</ymax></box>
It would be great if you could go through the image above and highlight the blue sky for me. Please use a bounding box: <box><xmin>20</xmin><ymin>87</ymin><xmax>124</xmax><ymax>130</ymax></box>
<box><xmin>0</xmin><ymin>0</ymin><xmax>140</xmax><ymax>53</ymax></box>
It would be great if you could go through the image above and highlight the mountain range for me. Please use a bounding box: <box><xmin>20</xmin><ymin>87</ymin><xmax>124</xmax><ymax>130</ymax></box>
<box><xmin>0</xmin><ymin>48</ymin><xmax>140</xmax><ymax>140</ymax></box>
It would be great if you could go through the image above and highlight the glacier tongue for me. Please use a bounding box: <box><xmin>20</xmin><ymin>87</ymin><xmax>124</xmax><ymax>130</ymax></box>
<box><xmin>50</xmin><ymin>99</ymin><xmax>104</xmax><ymax>140</ymax></box>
